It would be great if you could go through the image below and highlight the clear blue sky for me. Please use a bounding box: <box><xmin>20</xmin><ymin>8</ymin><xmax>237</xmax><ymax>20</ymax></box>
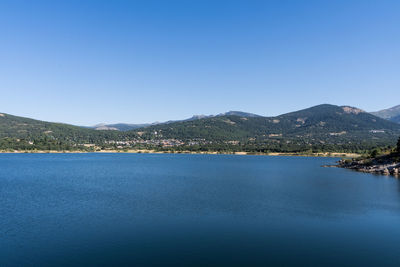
<box><xmin>1</xmin><ymin>0</ymin><xmax>399</xmax><ymax>125</ymax></box>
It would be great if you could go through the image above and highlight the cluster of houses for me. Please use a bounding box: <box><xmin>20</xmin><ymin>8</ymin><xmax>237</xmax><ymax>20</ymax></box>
<box><xmin>102</xmin><ymin>138</ymin><xmax>216</xmax><ymax>149</ymax></box>
<box><xmin>105</xmin><ymin>139</ymin><xmax>183</xmax><ymax>148</ymax></box>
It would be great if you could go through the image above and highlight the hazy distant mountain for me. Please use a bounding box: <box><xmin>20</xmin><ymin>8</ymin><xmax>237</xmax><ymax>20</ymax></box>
<box><xmin>182</xmin><ymin>111</ymin><xmax>260</xmax><ymax>122</ymax></box>
<box><xmin>219</xmin><ymin>111</ymin><xmax>261</xmax><ymax>117</ymax></box>
<box><xmin>91</xmin><ymin>111</ymin><xmax>261</xmax><ymax>131</ymax></box>
<box><xmin>371</xmin><ymin>105</ymin><xmax>400</xmax><ymax>123</ymax></box>
<box><xmin>92</xmin><ymin>123</ymin><xmax>151</xmax><ymax>131</ymax></box>
<box><xmin>184</xmin><ymin>111</ymin><xmax>260</xmax><ymax>121</ymax></box>
<box><xmin>390</xmin><ymin>115</ymin><xmax>400</xmax><ymax>123</ymax></box>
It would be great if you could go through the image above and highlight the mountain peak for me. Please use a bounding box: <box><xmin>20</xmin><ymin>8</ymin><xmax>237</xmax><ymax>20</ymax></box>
<box><xmin>220</xmin><ymin>111</ymin><xmax>261</xmax><ymax>117</ymax></box>
<box><xmin>371</xmin><ymin>105</ymin><xmax>400</xmax><ymax>118</ymax></box>
<box><xmin>341</xmin><ymin>106</ymin><xmax>365</xmax><ymax>114</ymax></box>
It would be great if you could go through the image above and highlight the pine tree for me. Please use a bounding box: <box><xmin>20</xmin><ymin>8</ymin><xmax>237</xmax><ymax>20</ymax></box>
<box><xmin>397</xmin><ymin>137</ymin><xmax>400</xmax><ymax>153</ymax></box>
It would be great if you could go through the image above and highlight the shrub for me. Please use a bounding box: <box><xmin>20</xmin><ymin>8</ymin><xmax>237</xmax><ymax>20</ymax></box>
<box><xmin>370</xmin><ymin>148</ymin><xmax>381</xmax><ymax>158</ymax></box>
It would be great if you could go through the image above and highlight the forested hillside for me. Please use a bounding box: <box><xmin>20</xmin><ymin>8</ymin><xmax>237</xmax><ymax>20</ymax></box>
<box><xmin>132</xmin><ymin>104</ymin><xmax>400</xmax><ymax>152</ymax></box>
<box><xmin>1</xmin><ymin>104</ymin><xmax>400</xmax><ymax>153</ymax></box>
<box><xmin>0</xmin><ymin>113</ymin><xmax>134</xmax><ymax>150</ymax></box>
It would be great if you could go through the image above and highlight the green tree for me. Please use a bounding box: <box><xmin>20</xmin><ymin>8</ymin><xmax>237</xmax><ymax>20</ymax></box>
<box><xmin>370</xmin><ymin>148</ymin><xmax>381</xmax><ymax>158</ymax></box>
<box><xmin>397</xmin><ymin>137</ymin><xmax>400</xmax><ymax>153</ymax></box>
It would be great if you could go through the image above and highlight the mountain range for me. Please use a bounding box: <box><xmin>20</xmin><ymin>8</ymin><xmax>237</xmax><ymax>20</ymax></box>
<box><xmin>131</xmin><ymin>104</ymin><xmax>400</xmax><ymax>151</ymax></box>
<box><xmin>1</xmin><ymin>104</ymin><xmax>400</xmax><ymax>152</ymax></box>
<box><xmin>92</xmin><ymin>123</ymin><xmax>152</xmax><ymax>131</ymax></box>
<box><xmin>92</xmin><ymin>106</ymin><xmax>400</xmax><ymax>132</ymax></box>
<box><xmin>371</xmin><ymin>105</ymin><xmax>400</xmax><ymax>123</ymax></box>
<box><xmin>90</xmin><ymin>111</ymin><xmax>261</xmax><ymax>131</ymax></box>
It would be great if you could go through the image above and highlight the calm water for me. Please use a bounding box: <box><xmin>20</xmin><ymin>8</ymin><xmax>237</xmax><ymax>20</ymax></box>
<box><xmin>1</xmin><ymin>154</ymin><xmax>400</xmax><ymax>266</ymax></box>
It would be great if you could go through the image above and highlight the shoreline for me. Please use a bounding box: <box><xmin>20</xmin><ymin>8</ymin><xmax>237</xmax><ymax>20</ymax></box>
<box><xmin>336</xmin><ymin>158</ymin><xmax>400</xmax><ymax>177</ymax></box>
<box><xmin>0</xmin><ymin>149</ymin><xmax>359</xmax><ymax>158</ymax></box>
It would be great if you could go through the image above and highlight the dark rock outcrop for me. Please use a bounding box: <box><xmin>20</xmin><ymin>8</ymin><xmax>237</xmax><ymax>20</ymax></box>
<box><xmin>337</xmin><ymin>154</ymin><xmax>400</xmax><ymax>177</ymax></box>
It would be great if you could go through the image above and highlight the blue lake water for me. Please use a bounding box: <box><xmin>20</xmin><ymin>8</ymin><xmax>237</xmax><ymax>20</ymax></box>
<box><xmin>1</xmin><ymin>153</ymin><xmax>400</xmax><ymax>266</ymax></box>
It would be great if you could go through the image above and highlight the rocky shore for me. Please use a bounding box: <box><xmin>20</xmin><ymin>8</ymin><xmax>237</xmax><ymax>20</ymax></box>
<box><xmin>336</xmin><ymin>153</ymin><xmax>400</xmax><ymax>177</ymax></box>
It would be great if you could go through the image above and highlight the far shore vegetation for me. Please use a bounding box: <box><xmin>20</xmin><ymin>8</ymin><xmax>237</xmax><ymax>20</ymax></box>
<box><xmin>1</xmin><ymin>105</ymin><xmax>400</xmax><ymax>157</ymax></box>
<box><xmin>336</xmin><ymin>137</ymin><xmax>400</xmax><ymax>176</ymax></box>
